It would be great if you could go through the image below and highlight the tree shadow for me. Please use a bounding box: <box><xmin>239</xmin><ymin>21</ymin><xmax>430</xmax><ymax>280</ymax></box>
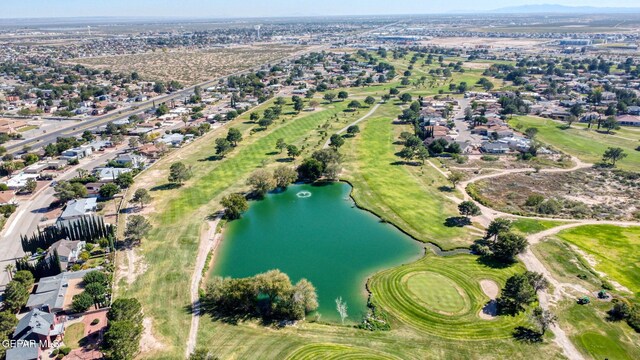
<box><xmin>475</xmin><ymin>255</ymin><xmax>514</xmax><ymax>269</ymax></box>
<box><xmin>276</xmin><ymin>158</ymin><xmax>294</xmax><ymax>163</ymax></box>
<box><xmin>150</xmin><ymin>183</ymin><xmax>180</xmax><ymax>192</ymax></box>
<box><xmin>265</xmin><ymin>151</ymin><xmax>279</xmax><ymax>156</ymax></box>
<box><xmin>444</xmin><ymin>216</ymin><xmax>471</xmax><ymax>227</ymax></box>
<box><xmin>512</xmin><ymin>326</ymin><xmax>543</xmax><ymax>343</ymax></box>
<box><xmin>438</xmin><ymin>185</ymin><xmax>454</xmax><ymax>192</ymax></box>
<box><xmin>199</xmin><ymin>154</ymin><xmax>224</xmax><ymax>162</ymax></box>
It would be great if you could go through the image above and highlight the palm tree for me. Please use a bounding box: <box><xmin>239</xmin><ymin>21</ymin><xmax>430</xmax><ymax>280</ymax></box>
<box><xmin>5</xmin><ymin>264</ymin><xmax>14</xmax><ymax>281</ymax></box>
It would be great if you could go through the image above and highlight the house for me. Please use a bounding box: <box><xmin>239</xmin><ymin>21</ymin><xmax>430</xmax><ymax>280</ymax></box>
<box><xmin>25</xmin><ymin>268</ymin><xmax>100</xmax><ymax>313</ymax></box>
<box><xmin>59</xmin><ymin>198</ymin><xmax>97</xmax><ymax>221</ymax></box>
<box><xmin>3</xmin><ymin>172</ymin><xmax>39</xmax><ymax>190</ymax></box>
<box><xmin>616</xmin><ymin>115</ymin><xmax>640</xmax><ymax>127</ymax></box>
<box><xmin>46</xmin><ymin>239</ymin><xmax>86</xmax><ymax>269</ymax></box>
<box><xmin>137</xmin><ymin>143</ymin><xmax>163</xmax><ymax>159</ymax></box>
<box><xmin>6</xmin><ymin>309</ymin><xmax>65</xmax><ymax>360</ymax></box>
<box><xmin>113</xmin><ymin>153</ymin><xmax>146</xmax><ymax>168</ymax></box>
<box><xmin>47</xmin><ymin>160</ymin><xmax>68</xmax><ymax>170</ymax></box>
<box><xmin>158</xmin><ymin>133</ymin><xmax>185</xmax><ymax>147</ymax></box>
<box><xmin>628</xmin><ymin>106</ymin><xmax>640</xmax><ymax>115</ymax></box>
<box><xmin>0</xmin><ymin>190</ymin><xmax>17</xmax><ymax>205</ymax></box>
<box><xmin>94</xmin><ymin>167</ymin><xmax>132</xmax><ymax>182</ymax></box>
<box><xmin>60</xmin><ymin>145</ymin><xmax>93</xmax><ymax>160</ymax></box>
<box><xmin>481</xmin><ymin>142</ymin><xmax>510</xmax><ymax>154</ymax></box>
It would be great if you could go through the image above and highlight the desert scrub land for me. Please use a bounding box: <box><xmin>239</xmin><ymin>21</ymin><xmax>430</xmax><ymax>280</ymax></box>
<box><xmin>441</xmin><ymin>153</ymin><xmax>574</xmax><ymax>171</ymax></box>
<box><xmin>472</xmin><ymin>168</ymin><xmax>640</xmax><ymax>220</ymax></box>
<box><xmin>69</xmin><ymin>44</ymin><xmax>302</xmax><ymax>85</ymax></box>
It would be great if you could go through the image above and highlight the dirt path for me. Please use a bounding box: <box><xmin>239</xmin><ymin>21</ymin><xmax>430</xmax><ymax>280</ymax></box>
<box><xmin>185</xmin><ymin>216</ymin><xmax>223</xmax><ymax>358</ymax></box>
<box><xmin>322</xmin><ymin>103</ymin><xmax>381</xmax><ymax>149</ymax></box>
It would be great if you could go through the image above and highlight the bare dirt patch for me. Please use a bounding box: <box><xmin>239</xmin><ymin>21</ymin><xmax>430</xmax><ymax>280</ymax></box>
<box><xmin>69</xmin><ymin>44</ymin><xmax>302</xmax><ymax>86</ymax></box>
<box><xmin>473</xmin><ymin>168</ymin><xmax>640</xmax><ymax>220</ymax></box>
<box><xmin>139</xmin><ymin>317</ymin><xmax>165</xmax><ymax>354</ymax></box>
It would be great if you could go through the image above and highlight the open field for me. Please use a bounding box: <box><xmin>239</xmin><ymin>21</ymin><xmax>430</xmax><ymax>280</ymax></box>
<box><xmin>554</xmin><ymin>225</ymin><xmax>640</xmax><ymax>297</ymax></box>
<box><xmin>421</xmin><ymin>37</ymin><xmax>549</xmax><ymax>49</ymax></box>
<box><xmin>508</xmin><ymin>116</ymin><xmax>640</xmax><ymax>172</ymax></box>
<box><xmin>369</xmin><ymin>253</ymin><xmax>527</xmax><ymax>340</ymax></box>
<box><xmin>472</xmin><ymin>168</ymin><xmax>640</xmax><ymax>220</ymax></box>
<box><xmin>511</xmin><ymin>218</ymin><xmax>565</xmax><ymax>235</ymax></box>
<box><xmin>69</xmin><ymin>44</ymin><xmax>302</xmax><ymax>85</ymax></box>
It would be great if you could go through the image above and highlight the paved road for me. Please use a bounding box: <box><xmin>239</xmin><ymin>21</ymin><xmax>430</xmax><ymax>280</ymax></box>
<box><xmin>0</xmin><ymin>149</ymin><xmax>122</xmax><ymax>290</ymax></box>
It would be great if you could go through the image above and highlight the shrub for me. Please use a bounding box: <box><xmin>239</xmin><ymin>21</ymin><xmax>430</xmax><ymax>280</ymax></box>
<box><xmin>524</xmin><ymin>194</ymin><xmax>545</xmax><ymax>207</ymax></box>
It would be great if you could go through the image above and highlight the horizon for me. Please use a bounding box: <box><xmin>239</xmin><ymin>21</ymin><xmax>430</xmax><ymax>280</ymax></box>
<box><xmin>3</xmin><ymin>1</ymin><xmax>640</xmax><ymax>20</ymax></box>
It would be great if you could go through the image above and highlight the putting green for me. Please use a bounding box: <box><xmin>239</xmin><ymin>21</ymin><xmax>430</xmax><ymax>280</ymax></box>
<box><xmin>369</xmin><ymin>253</ymin><xmax>527</xmax><ymax>340</ymax></box>
<box><xmin>286</xmin><ymin>343</ymin><xmax>400</xmax><ymax>360</ymax></box>
<box><xmin>405</xmin><ymin>271</ymin><xmax>469</xmax><ymax>315</ymax></box>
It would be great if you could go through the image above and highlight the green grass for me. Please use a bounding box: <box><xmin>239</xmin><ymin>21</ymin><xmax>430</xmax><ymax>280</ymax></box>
<box><xmin>64</xmin><ymin>323</ymin><xmax>85</xmax><ymax>349</ymax></box>
<box><xmin>368</xmin><ymin>253</ymin><xmax>527</xmax><ymax>340</ymax></box>
<box><xmin>406</xmin><ymin>271</ymin><xmax>470</xmax><ymax>315</ymax></box>
<box><xmin>559</xmin><ymin>300</ymin><xmax>640</xmax><ymax>360</ymax></box>
<box><xmin>285</xmin><ymin>343</ymin><xmax>400</xmax><ymax>360</ymax></box>
<box><xmin>532</xmin><ymin>239</ymin><xmax>601</xmax><ymax>290</ymax></box>
<box><xmin>510</xmin><ymin>219</ymin><xmax>564</xmax><ymax>235</ymax></box>
<box><xmin>342</xmin><ymin>102</ymin><xmax>475</xmax><ymax>249</ymax></box>
<box><xmin>508</xmin><ymin>116</ymin><xmax>640</xmax><ymax>171</ymax></box>
<box><xmin>554</xmin><ymin>225</ymin><xmax>640</xmax><ymax>298</ymax></box>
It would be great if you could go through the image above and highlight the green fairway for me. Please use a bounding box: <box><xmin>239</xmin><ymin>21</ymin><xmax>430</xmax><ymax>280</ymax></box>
<box><xmin>511</xmin><ymin>218</ymin><xmax>564</xmax><ymax>235</ymax></box>
<box><xmin>406</xmin><ymin>271</ymin><xmax>470</xmax><ymax>315</ymax></box>
<box><xmin>508</xmin><ymin>116</ymin><xmax>640</xmax><ymax>171</ymax></box>
<box><xmin>554</xmin><ymin>225</ymin><xmax>640</xmax><ymax>298</ymax></box>
<box><xmin>342</xmin><ymin>102</ymin><xmax>475</xmax><ymax>249</ymax></box>
<box><xmin>369</xmin><ymin>253</ymin><xmax>527</xmax><ymax>340</ymax></box>
<box><xmin>285</xmin><ymin>343</ymin><xmax>400</xmax><ymax>360</ymax></box>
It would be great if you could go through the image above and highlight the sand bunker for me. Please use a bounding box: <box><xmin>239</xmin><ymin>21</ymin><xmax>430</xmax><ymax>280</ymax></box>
<box><xmin>479</xmin><ymin>280</ymin><xmax>499</xmax><ymax>320</ymax></box>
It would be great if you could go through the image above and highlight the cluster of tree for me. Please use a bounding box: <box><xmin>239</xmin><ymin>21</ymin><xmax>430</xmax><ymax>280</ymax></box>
<box><xmin>608</xmin><ymin>300</ymin><xmax>640</xmax><ymax>333</ymax></box>
<box><xmin>72</xmin><ymin>270</ymin><xmax>109</xmax><ymax>312</ymax></box>
<box><xmin>274</xmin><ymin>138</ymin><xmax>301</xmax><ymax>159</ymax></box>
<box><xmin>472</xmin><ymin>218</ymin><xmax>529</xmax><ymax>262</ymax></box>
<box><xmin>246</xmin><ymin>166</ymin><xmax>298</xmax><ymax>198</ymax></box>
<box><xmin>397</xmin><ymin>132</ymin><xmax>429</xmax><ymax>165</ymax></box>
<box><xmin>426</xmin><ymin>138</ymin><xmax>461</xmax><ymax>156</ymax></box>
<box><xmin>203</xmin><ymin>270</ymin><xmax>318</xmax><ymax>322</ymax></box>
<box><xmin>215</xmin><ymin>128</ymin><xmax>243</xmax><ymax>158</ymax></box>
<box><xmin>476</xmin><ymin>77</ymin><xmax>495</xmax><ymax>91</ymax></box>
<box><xmin>2</xmin><ymin>270</ymin><xmax>34</xmax><ymax>312</ymax></box>
<box><xmin>43</xmin><ymin>136</ymin><xmax>83</xmax><ymax>157</ymax></box>
<box><xmin>499</xmin><ymin>95</ymin><xmax>530</xmax><ymax>116</ymax></box>
<box><xmin>498</xmin><ymin>271</ymin><xmax>548</xmax><ymax>315</ymax></box>
<box><xmin>102</xmin><ymin>298</ymin><xmax>144</xmax><ymax>360</ymax></box>
<box><xmin>220</xmin><ymin>193</ymin><xmax>249</xmax><ymax>220</ymax></box>
<box><xmin>21</xmin><ymin>216</ymin><xmax>115</xmax><ymax>253</ymax></box>
<box><xmin>297</xmin><ymin>149</ymin><xmax>342</xmax><ymax>182</ymax></box>
<box><xmin>53</xmin><ymin>180</ymin><xmax>88</xmax><ymax>203</ymax></box>
<box><xmin>15</xmin><ymin>250</ymin><xmax>62</xmax><ymax>280</ymax></box>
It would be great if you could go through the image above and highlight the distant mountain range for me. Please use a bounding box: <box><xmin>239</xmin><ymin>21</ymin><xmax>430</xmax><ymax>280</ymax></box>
<box><xmin>490</xmin><ymin>4</ymin><xmax>640</xmax><ymax>14</ymax></box>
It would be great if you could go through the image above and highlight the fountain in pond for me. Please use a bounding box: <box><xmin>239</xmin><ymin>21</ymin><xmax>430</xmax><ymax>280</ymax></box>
<box><xmin>296</xmin><ymin>191</ymin><xmax>312</xmax><ymax>198</ymax></box>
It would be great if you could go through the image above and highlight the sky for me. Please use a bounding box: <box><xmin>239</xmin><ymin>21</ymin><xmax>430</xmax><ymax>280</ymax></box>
<box><xmin>3</xmin><ymin>0</ymin><xmax>640</xmax><ymax>19</ymax></box>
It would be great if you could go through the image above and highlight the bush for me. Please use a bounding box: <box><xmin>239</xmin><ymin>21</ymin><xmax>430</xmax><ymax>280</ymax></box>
<box><xmin>481</xmin><ymin>155</ymin><xmax>499</xmax><ymax>161</ymax></box>
<box><xmin>537</xmin><ymin>199</ymin><xmax>560</xmax><ymax>215</ymax></box>
<box><xmin>524</xmin><ymin>194</ymin><xmax>544</xmax><ymax>207</ymax></box>
<box><xmin>91</xmin><ymin>318</ymin><xmax>100</xmax><ymax>326</ymax></box>
<box><xmin>59</xmin><ymin>346</ymin><xmax>72</xmax><ymax>355</ymax></box>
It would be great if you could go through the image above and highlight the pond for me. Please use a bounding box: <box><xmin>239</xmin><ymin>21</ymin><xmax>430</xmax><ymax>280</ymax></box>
<box><xmin>211</xmin><ymin>182</ymin><xmax>423</xmax><ymax>323</ymax></box>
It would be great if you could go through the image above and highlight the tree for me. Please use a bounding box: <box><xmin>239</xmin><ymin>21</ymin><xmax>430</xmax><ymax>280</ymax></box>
<box><xmin>83</xmin><ymin>271</ymin><xmax>108</xmax><ymax>285</ymax></box>
<box><xmin>226</xmin><ymin>128</ymin><xmax>243</xmax><ymax>146</ymax></box>
<box><xmin>399</xmin><ymin>93</ymin><xmax>412</xmax><ymax>103</ymax></box>
<box><xmin>116</xmin><ymin>172</ymin><xmax>135</xmax><ymax>189</ymax></box>
<box><xmin>293</xmin><ymin>279</ymin><xmax>318</xmax><ymax>314</ymax></box>
<box><xmin>602</xmin><ymin>147</ymin><xmax>627</xmax><ymax>167</ymax></box>
<box><xmin>329</xmin><ymin>134</ymin><xmax>345</xmax><ymax>150</ymax></box>
<box><xmin>364</xmin><ymin>96</ymin><xmax>376</xmax><ymax>106</ymax></box>
<box><xmin>525</xmin><ymin>271</ymin><xmax>549</xmax><ymax>292</ymax></box>
<box><xmin>448</xmin><ymin>171</ymin><xmax>463</xmax><ymax>188</ymax></box>
<box><xmin>346</xmin><ymin>125</ymin><xmax>360</xmax><ymax>136</ymax></box>
<box><xmin>497</xmin><ymin>273</ymin><xmax>537</xmax><ymax>315</ymax></box>
<box><xmin>72</xmin><ymin>292</ymin><xmax>94</xmax><ymax>313</ymax></box>
<box><xmin>287</xmin><ymin>145</ymin><xmax>301</xmax><ymax>159</ymax></box>
<box><xmin>3</xmin><ymin>281</ymin><xmax>29</xmax><ymax>312</ymax></box>
<box><xmin>258</xmin><ymin>117</ymin><xmax>273</xmax><ymax>128</ymax></box>
<box><xmin>221</xmin><ymin>193</ymin><xmax>248</xmax><ymax>220</ymax></box>
<box><xmin>485</xmin><ymin>218</ymin><xmax>512</xmax><ymax>241</ymax></box>
<box><xmin>54</xmin><ymin>181</ymin><xmax>88</xmax><ymax>203</ymax></box>
<box><xmin>603</xmin><ymin>116</ymin><xmax>619</xmax><ymax>134</ymax></box>
<box><xmin>458</xmin><ymin>201</ymin><xmax>480</xmax><ymax>218</ymax></box>
<box><xmin>108</xmin><ymin>298</ymin><xmax>143</xmax><ymax>323</ymax></box>
<box><xmin>99</xmin><ymin>183</ymin><xmax>120</xmax><ymax>199</ymax></box>
<box><xmin>415</xmin><ymin>146</ymin><xmax>430</xmax><ymax>164</ymax></box>
<box><xmin>492</xmin><ymin>232</ymin><xmax>528</xmax><ymax>262</ymax></box>
<box><xmin>85</xmin><ymin>282</ymin><xmax>106</xmax><ymax>306</ymax></box>
<box><xmin>189</xmin><ymin>349</ymin><xmax>219</xmax><ymax>360</ymax></box>
<box><xmin>297</xmin><ymin>158</ymin><xmax>324</xmax><ymax>182</ymax></box>
<box><xmin>323</xmin><ymin>92</ymin><xmax>337</xmax><ymax>103</ymax></box>
<box><xmin>524</xmin><ymin>127</ymin><xmax>538</xmax><ymax>139</ymax></box>
<box><xmin>273</xmin><ymin>166</ymin><xmax>297</xmax><ymax>189</ymax></box>
<box><xmin>168</xmin><ymin>162</ymin><xmax>191</xmax><ymax>185</ymax></box>
<box><xmin>247</xmin><ymin>169</ymin><xmax>276</xmax><ymax>198</ymax></box>
<box><xmin>124</xmin><ymin>215</ymin><xmax>152</xmax><ymax>243</ymax></box>
<box><xmin>103</xmin><ymin>320</ymin><xmax>143</xmax><ymax>360</ymax></box>
<box><xmin>4</xmin><ymin>264</ymin><xmax>14</xmax><ymax>281</ymax></box>
<box><xmin>530</xmin><ymin>307</ymin><xmax>557</xmax><ymax>335</ymax></box>
<box><xmin>132</xmin><ymin>188</ymin><xmax>151</xmax><ymax>209</ymax></box>
<box><xmin>22</xmin><ymin>178</ymin><xmax>37</xmax><ymax>194</ymax></box>
<box><xmin>249</xmin><ymin>112</ymin><xmax>260</xmax><ymax>121</ymax></box>
<box><xmin>337</xmin><ymin>91</ymin><xmax>349</xmax><ymax>100</ymax></box>
<box><xmin>275</xmin><ymin>138</ymin><xmax>287</xmax><ymax>153</ymax></box>
<box><xmin>215</xmin><ymin>138</ymin><xmax>232</xmax><ymax>158</ymax></box>
<box><xmin>347</xmin><ymin>100</ymin><xmax>361</xmax><ymax>110</ymax></box>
